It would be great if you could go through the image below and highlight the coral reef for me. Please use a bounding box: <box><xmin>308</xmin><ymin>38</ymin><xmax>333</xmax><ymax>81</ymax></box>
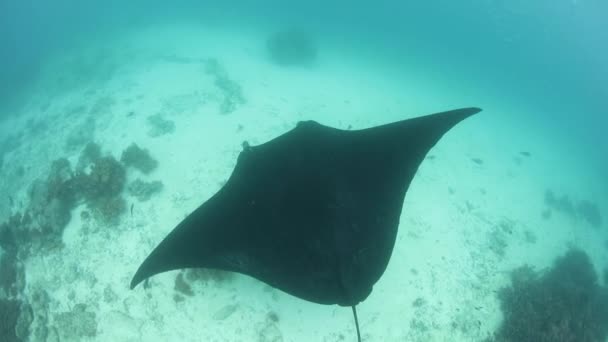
<box><xmin>544</xmin><ymin>189</ymin><xmax>603</xmax><ymax>228</ymax></box>
<box><xmin>64</xmin><ymin>116</ymin><xmax>96</xmax><ymax>152</ymax></box>
<box><xmin>87</xmin><ymin>195</ymin><xmax>126</xmax><ymax>226</ymax></box>
<box><xmin>174</xmin><ymin>271</ymin><xmax>194</xmax><ymax>297</ymax></box>
<box><xmin>257</xmin><ymin>320</ymin><xmax>283</xmax><ymax>342</ymax></box>
<box><xmin>127</xmin><ymin>179</ymin><xmax>163</xmax><ymax>201</ymax></box>
<box><xmin>88</xmin><ymin>96</ymin><xmax>115</xmax><ymax>116</ymax></box>
<box><xmin>53</xmin><ymin>303</ymin><xmax>97</xmax><ymax>340</ymax></box>
<box><xmin>120</xmin><ymin>143</ymin><xmax>158</xmax><ymax>174</ymax></box>
<box><xmin>147</xmin><ymin>114</ymin><xmax>175</xmax><ymax>137</ymax></box>
<box><xmin>267</xmin><ymin>311</ymin><xmax>279</xmax><ymax>323</ymax></box>
<box><xmin>489</xmin><ymin>249</ymin><xmax>608</xmax><ymax>342</ymax></box>
<box><xmin>0</xmin><ymin>250</ymin><xmax>25</xmax><ymax>297</ymax></box>
<box><xmin>0</xmin><ymin>298</ymin><xmax>23</xmax><ymax>342</ymax></box>
<box><xmin>26</xmin><ymin>178</ymin><xmax>73</xmax><ymax>250</ymax></box>
<box><xmin>544</xmin><ymin>190</ymin><xmax>576</xmax><ymax>217</ymax></box>
<box><xmin>204</xmin><ymin>59</ymin><xmax>246</xmax><ymax>114</ymax></box>
<box><xmin>76</xmin><ymin>142</ymin><xmax>101</xmax><ymax>171</ymax></box>
<box><xmin>577</xmin><ymin>200</ymin><xmax>602</xmax><ymax>228</ymax></box>
<box><xmin>266</xmin><ymin>29</ymin><xmax>317</xmax><ymax>66</ymax></box>
<box><xmin>215</xmin><ymin>76</ymin><xmax>245</xmax><ymax>114</ymax></box>
<box><xmin>28</xmin><ymin>288</ymin><xmax>50</xmax><ymax>342</ymax></box>
<box><xmin>212</xmin><ymin>304</ymin><xmax>238</xmax><ymax>320</ymax></box>
<box><xmin>185</xmin><ymin>267</ymin><xmax>233</xmax><ymax>283</ymax></box>
<box><xmin>0</xmin><ymin>213</ymin><xmax>23</xmax><ymax>252</ymax></box>
<box><xmin>86</xmin><ymin>156</ymin><xmax>126</xmax><ymax>198</ymax></box>
<box><xmin>46</xmin><ymin>158</ymin><xmax>79</xmax><ymax>206</ymax></box>
<box><xmin>0</xmin><ymin>143</ymin><xmax>132</xmax><ymax>254</ymax></box>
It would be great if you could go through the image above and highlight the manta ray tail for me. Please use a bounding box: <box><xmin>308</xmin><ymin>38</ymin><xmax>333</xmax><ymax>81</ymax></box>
<box><xmin>352</xmin><ymin>305</ymin><xmax>361</xmax><ymax>342</ymax></box>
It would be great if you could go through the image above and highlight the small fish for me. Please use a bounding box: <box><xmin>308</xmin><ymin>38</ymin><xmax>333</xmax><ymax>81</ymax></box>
<box><xmin>520</xmin><ymin>151</ymin><xmax>531</xmax><ymax>157</ymax></box>
<box><xmin>130</xmin><ymin>203</ymin><xmax>134</xmax><ymax>217</ymax></box>
<box><xmin>471</xmin><ymin>158</ymin><xmax>484</xmax><ymax>165</ymax></box>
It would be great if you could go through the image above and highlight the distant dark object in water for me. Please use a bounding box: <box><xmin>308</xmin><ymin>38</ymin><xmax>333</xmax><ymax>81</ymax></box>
<box><xmin>471</xmin><ymin>158</ymin><xmax>483</xmax><ymax>165</ymax></box>
<box><xmin>519</xmin><ymin>151</ymin><xmax>531</xmax><ymax>157</ymax></box>
<box><xmin>267</xmin><ymin>29</ymin><xmax>317</xmax><ymax>66</ymax></box>
<box><xmin>490</xmin><ymin>249</ymin><xmax>608</xmax><ymax>342</ymax></box>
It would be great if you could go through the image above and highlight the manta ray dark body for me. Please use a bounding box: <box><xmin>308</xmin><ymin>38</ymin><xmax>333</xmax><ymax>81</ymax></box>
<box><xmin>131</xmin><ymin>107</ymin><xmax>481</xmax><ymax>340</ymax></box>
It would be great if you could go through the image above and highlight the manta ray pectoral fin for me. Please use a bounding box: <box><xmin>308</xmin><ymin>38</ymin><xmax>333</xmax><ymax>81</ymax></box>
<box><xmin>130</xmin><ymin>107</ymin><xmax>481</xmax><ymax>308</ymax></box>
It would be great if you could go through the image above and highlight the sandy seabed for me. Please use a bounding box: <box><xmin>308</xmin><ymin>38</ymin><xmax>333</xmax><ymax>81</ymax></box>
<box><xmin>0</xmin><ymin>24</ymin><xmax>606</xmax><ymax>341</ymax></box>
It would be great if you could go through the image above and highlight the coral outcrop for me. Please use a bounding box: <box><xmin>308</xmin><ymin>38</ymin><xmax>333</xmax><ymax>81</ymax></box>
<box><xmin>120</xmin><ymin>143</ymin><xmax>158</xmax><ymax>174</ymax></box>
<box><xmin>489</xmin><ymin>249</ymin><xmax>608</xmax><ymax>342</ymax></box>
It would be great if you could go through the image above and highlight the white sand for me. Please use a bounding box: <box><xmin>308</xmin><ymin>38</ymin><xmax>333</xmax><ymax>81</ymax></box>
<box><xmin>1</xmin><ymin>23</ymin><xmax>606</xmax><ymax>341</ymax></box>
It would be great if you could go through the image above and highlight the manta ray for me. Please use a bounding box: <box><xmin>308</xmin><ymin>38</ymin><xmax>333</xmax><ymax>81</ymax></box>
<box><xmin>131</xmin><ymin>107</ymin><xmax>481</xmax><ymax>341</ymax></box>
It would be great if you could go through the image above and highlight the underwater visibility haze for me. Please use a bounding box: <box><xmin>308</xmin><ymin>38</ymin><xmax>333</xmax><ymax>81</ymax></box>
<box><xmin>0</xmin><ymin>1</ymin><xmax>607</xmax><ymax>341</ymax></box>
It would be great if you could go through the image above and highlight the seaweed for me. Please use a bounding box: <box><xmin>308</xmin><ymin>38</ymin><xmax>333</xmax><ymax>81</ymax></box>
<box><xmin>120</xmin><ymin>143</ymin><xmax>158</xmax><ymax>174</ymax></box>
<box><xmin>490</xmin><ymin>249</ymin><xmax>608</xmax><ymax>342</ymax></box>
<box><xmin>127</xmin><ymin>179</ymin><xmax>163</xmax><ymax>201</ymax></box>
<box><xmin>266</xmin><ymin>29</ymin><xmax>317</xmax><ymax>66</ymax></box>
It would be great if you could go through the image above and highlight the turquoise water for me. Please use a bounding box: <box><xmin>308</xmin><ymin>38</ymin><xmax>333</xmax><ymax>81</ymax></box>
<box><xmin>0</xmin><ymin>1</ymin><xmax>606</xmax><ymax>341</ymax></box>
